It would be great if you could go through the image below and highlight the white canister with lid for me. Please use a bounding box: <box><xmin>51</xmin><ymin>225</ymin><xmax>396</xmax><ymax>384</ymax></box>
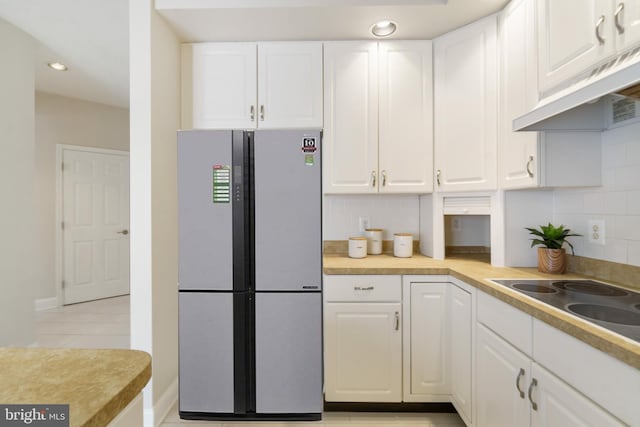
<box><xmin>393</xmin><ymin>233</ymin><xmax>413</xmax><ymax>258</ymax></box>
<box><xmin>348</xmin><ymin>237</ymin><xmax>368</xmax><ymax>258</ymax></box>
<box><xmin>364</xmin><ymin>228</ymin><xmax>383</xmax><ymax>255</ymax></box>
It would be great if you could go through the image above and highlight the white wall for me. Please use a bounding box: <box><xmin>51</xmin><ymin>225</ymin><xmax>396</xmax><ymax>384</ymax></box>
<box><xmin>130</xmin><ymin>0</ymin><xmax>181</xmax><ymax>424</ymax></box>
<box><xmin>444</xmin><ymin>215</ymin><xmax>490</xmax><ymax>246</ymax></box>
<box><xmin>0</xmin><ymin>18</ymin><xmax>36</xmax><ymax>345</ymax></box>
<box><xmin>552</xmin><ymin>121</ymin><xmax>640</xmax><ymax>266</ymax></box>
<box><xmin>34</xmin><ymin>92</ymin><xmax>129</xmax><ymax>300</ymax></box>
<box><xmin>323</xmin><ymin>194</ymin><xmax>420</xmax><ymax>240</ymax></box>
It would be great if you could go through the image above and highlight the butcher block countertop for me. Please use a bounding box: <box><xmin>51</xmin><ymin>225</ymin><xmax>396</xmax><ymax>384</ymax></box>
<box><xmin>324</xmin><ymin>253</ymin><xmax>640</xmax><ymax>370</ymax></box>
<box><xmin>0</xmin><ymin>348</ymin><xmax>151</xmax><ymax>427</ymax></box>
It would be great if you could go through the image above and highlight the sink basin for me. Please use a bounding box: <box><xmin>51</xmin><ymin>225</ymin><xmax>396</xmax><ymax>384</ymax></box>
<box><xmin>567</xmin><ymin>304</ymin><xmax>640</xmax><ymax>326</ymax></box>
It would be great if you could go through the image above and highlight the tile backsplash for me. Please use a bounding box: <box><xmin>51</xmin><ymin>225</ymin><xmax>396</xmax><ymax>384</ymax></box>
<box><xmin>553</xmin><ymin>121</ymin><xmax>640</xmax><ymax>267</ymax></box>
<box><xmin>323</xmin><ymin>194</ymin><xmax>420</xmax><ymax>241</ymax></box>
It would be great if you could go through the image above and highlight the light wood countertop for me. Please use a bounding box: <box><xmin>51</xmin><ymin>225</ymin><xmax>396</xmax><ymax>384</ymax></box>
<box><xmin>324</xmin><ymin>253</ymin><xmax>640</xmax><ymax>369</ymax></box>
<box><xmin>0</xmin><ymin>348</ymin><xmax>151</xmax><ymax>427</ymax></box>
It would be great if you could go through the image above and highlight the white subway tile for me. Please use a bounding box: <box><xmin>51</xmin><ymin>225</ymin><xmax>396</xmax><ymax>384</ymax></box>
<box><xmin>626</xmin><ymin>139</ymin><xmax>640</xmax><ymax>166</ymax></box>
<box><xmin>615</xmin><ymin>165</ymin><xmax>640</xmax><ymax>188</ymax></box>
<box><xmin>628</xmin><ymin>241</ymin><xmax>640</xmax><ymax>267</ymax></box>
<box><xmin>602</xmin><ymin>140</ymin><xmax>626</xmax><ymax>169</ymax></box>
<box><xmin>583</xmin><ymin>192</ymin><xmax>605</xmax><ymax>214</ymax></box>
<box><xmin>603</xmin><ymin>239</ymin><xmax>628</xmax><ymax>264</ymax></box>
<box><xmin>603</xmin><ymin>191</ymin><xmax>627</xmax><ymax>215</ymax></box>
<box><xmin>553</xmin><ymin>192</ymin><xmax>584</xmax><ymax>214</ymax></box>
<box><xmin>628</xmin><ymin>191</ymin><xmax>640</xmax><ymax>215</ymax></box>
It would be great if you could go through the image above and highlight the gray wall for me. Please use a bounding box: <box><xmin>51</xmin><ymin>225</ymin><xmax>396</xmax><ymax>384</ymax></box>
<box><xmin>0</xmin><ymin>17</ymin><xmax>36</xmax><ymax>345</ymax></box>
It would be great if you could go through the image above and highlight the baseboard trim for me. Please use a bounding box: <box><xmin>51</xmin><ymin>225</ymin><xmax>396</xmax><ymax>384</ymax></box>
<box><xmin>35</xmin><ymin>297</ymin><xmax>58</xmax><ymax>311</ymax></box>
<box><xmin>153</xmin><ymin>377</ymin><xmax>178</xmax><ymax>427</ymax></box>
<box><xmin>324</xmin><ymin>402</ymin><xmax>456</xmax><ymax>413</ymax></box>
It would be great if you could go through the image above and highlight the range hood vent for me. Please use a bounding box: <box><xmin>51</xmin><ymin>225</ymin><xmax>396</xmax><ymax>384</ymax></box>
<box><xmin>514</xmin><ymin>47</ymin><xmax>640</xmax><ymax>132</ymax></box>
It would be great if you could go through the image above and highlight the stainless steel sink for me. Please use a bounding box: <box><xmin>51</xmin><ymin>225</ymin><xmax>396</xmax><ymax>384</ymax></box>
<box><xmin>567</xmin><ymin>303</ymin><xmax>640</xmax><ymax>326</ymax></box>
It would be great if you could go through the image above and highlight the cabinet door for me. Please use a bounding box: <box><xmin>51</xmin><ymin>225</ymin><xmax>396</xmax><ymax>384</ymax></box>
<box><xmin>188</xmin><ymin>43</ymin><xmax>257</xmax><ymax>129</ymax></box>
<box><xmin>450</xmin><ymin>284</ymin><xmax>472</xmax><ymax>425</ymax></box>
<box><xmin>615</xmin><ymin>0</ymin><xmax>640</xmax><ymax>51</ymax></box>
<box><xmin>409</xmin><ymin>283</ymin><xmax>449</xmax><ymax>396</ymax></box>
<box><xmin>499</xmin><ymin>0</ymin><xmax>540</xmax><ymax>190</ymax></box>
<box><xmin>323</xmin><ymin>42</ymin><xmax>379</xmax><ymax>194</ymax></box>
<box><xmin>434</xmin><ymin>15</ymin><xmax>498</xmax><ymax>192</ymax></box>
<box><xmin>537</xmin><ymin>0</ymin><xmax>614</xmax><ymax>94</ymax></box>
<box><xmin>324</xmin><ymin>302</ymin><xmax>401</xmax><ymax>402</ymax></box>
<box><xmin>257</xmin><ymin>42</ymin><xmax>323</xmax><ymax>129</ymax></box>
<box><xmin>530</xmin><ymin>363</ymin><xmax>626</xmax><ymax>427</ymax></box>
<box><xmin>476</xmin><ymin>324</ymin><xmax>531</xmax><ymax>427</ymax></box>
<box><xmin>378</xmin><ymin>41</ymin><xmax>433</xmax><ymax>194</ymax></box>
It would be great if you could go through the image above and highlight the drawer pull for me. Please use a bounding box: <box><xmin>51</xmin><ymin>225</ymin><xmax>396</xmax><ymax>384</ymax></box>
<box><xmin>526</xmin><ymin>155</ymin><xmax>534</xmax><ymax>178</ymax></box>
<box><xmin>516</xmin><ymin>368</ymin><xmax>525</xmax><ymax>399</ymax></box>
<box><xmin>528</xmin><ymin>378</ymin><xmax>538</xmax><ymax>411</ymax></box>
<box><xmin>354</xmin><ymin>286</ymin><xmax>374</xmax><ymax>291</ymax></box>
<box><xmin>394</xmin><ymin>311</ymin><xmax>400</xmax><ymax>331</ymax></box>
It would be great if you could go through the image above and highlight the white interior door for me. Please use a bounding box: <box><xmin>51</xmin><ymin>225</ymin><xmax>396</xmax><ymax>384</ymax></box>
<box><xmin>62</xmin><ymin>148</ymin><xmax>130</xmax><ymax>304</ymax></box>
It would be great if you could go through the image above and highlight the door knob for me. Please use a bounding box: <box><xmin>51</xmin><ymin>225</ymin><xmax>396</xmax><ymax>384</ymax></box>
<box><xmin>117</xmin><ymin>230</ymin><xmax>129</xmax><ymax>235</ymax></box>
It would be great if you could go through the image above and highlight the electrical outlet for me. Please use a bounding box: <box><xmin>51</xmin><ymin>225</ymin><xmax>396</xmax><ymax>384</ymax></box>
<box><xmin>588</xmin><ymin>220</ymin><xmax>605</xmax><ymax>245</ymax></box>
<box><xmin>358</xmin><ymin>217</ymin><xmax>369</xmax><ymax>232</ymax></box>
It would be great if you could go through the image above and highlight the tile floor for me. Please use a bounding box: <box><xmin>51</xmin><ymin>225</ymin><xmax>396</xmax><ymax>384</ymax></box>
<box><xmin>35</xmin><ymin>295</ymin><xmax>130</xmax><ymax>349</ymax></box>
<box><xmin>35</xmin><ymin>296</ymin><xmax>466</xmax><ymax>427</ymax></box>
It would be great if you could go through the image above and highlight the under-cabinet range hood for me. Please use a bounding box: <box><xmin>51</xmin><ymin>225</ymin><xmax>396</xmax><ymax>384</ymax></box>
<box><xmin>514</xmin><ymin>47</ymin><xmax>640</xmax><ymax>132</ymax></box>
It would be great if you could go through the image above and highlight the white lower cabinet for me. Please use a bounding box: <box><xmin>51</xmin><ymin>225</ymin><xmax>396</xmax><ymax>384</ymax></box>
<box><xmin>476</xmin><ymin>323</ymin><xmax>532</xmax><ymax>427</ymax></box>
<box><xmin>324</xmin><ymin>275</ymin><xmax>402</xmax><ymax>402</ymax></box>
<box><xmin>530</xmin><ymin>363</ymin><xmax>625</xmax><ymax>427</ymax></box>
<box><xmin>450</xmin><ymin>283</ymin><xmax>473</xmax><ymax>425</ymax></box>
<box><xmin>406</xmin><ymin>282</ymin><xmax>449</xmax><ymax>398</ymax></box>
<box><xmin>475</xmin><ymin>292</ymin><xmax>627</xmax><ymax>427</ymax></box>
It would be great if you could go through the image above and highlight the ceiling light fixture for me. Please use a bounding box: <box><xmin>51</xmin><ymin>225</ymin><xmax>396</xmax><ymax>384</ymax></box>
<box><xmin>47</xmin><ymin>62</ymin><xmax>68</xmax><ymax>71</ymax></box>
<box><xmin>371</xmin><ymin>20</ymin><xmax>397</xmax><ymax>37</ymax></box>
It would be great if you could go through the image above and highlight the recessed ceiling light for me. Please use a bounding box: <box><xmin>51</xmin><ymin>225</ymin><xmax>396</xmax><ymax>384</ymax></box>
<box><xmin>47</xmin><ymin>62</ymin><xmax>68</xmax><ymax>71</ymax></box>
<box><xmin>371</xmin><ymin>20</ymin><xmax>397</xmax><ymax>37</ymax></box>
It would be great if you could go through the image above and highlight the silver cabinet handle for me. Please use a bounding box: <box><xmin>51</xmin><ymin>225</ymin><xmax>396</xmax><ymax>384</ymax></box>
<box><xmin>260</xmin><ymin>105</ymin><xmax>265</xmax><ymax>121</ymax></box>
<box><xmin>250</xmin><ymin>105</ymin><xmax>255</xmax><ymax>121</ymax></box>
<box><xmin>371</xmin><ymin>170</ymin><xmax>377</xmax><ymax>187</ymax></box>
<box><xmin>436</xmin><ymin>169</ymin><xmax>441</xmax><ymax>186</ymax></box>
<box><xmin>516</xmin><ymin>368</ymin><xmax>525</xmax><ymax>399</ymax></box>
<box><xmin>117</xmin><ymin>230</ymin><xmax>129</xmax><ymax>235</ymax></box>
<box><xmin>528</xmin><ymin>378</ymin><xmax>538</xmax><ymax>411</ymax></box>
<box><xmin>526</xmin><ymin>155</ymin><xmax>534</xmax><ymax>178</ymax></box>
<box><xmin>615</xmin><ymin>3</ymin><xmax>625</xmax><ymax>34</ymax></box>
<box><xmin>381</xmin><ymin>170</ymin><xmax>387</xmax><ymax>186</ymax></box>
<box><xmin>394</xmin><ymin>311</ymin><xmax>400</xmax><ymax>331</ymax></box>
<box><xmin>354</xmin><ymin>286</ymin><xmax>374</xmax><ymax>291</ymax></box>
<box><xmin>596</xmin><ymin>15</ymin><xmax>606</xmax><ymax>44</ymax></box>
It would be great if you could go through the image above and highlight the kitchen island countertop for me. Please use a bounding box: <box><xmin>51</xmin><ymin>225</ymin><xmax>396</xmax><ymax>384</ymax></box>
<box><xmin>324</xmin><ymin>253</ymin><xmax>640</xmax><ymax>369</ymax></box>
<box><xmin>0</xmin><ymin>348</ymin><xmax>151</xmax><ymax>427</ymax></box>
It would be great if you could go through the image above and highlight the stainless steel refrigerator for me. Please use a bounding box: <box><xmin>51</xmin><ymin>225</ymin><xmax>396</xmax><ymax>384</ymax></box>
<box><xmin>177</xmin><ymin>129</ymin><xmax>323</xmax><ymax>421</ymax></box>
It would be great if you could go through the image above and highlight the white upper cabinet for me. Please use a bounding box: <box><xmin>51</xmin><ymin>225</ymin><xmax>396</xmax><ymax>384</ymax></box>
<box><xmin>257</xmin><ymin>42</ymin><xmax>323</xmax><ymax>129</ymax></box>
<box><xmin>323</xmin><ymin>41</ymin><xmax>433</xmax><ymax>194</ymax></box>
<box><xmin>616</xmin><ymin>1</ymin><xmax>640</xmax><ymax>50</ymax></box>
<box><xmin>184</xmin><ymin>43</ymin><xmax>257</xmax><ymax>130</ymax></box>
<box><xmin>378</xmin><ymin>41</ymin><xmax>434</xmax><ymax>193</ymax></box>
<box><xmin>182</xmin><ymin>42</ymin><xmax>323</xmax><ymax>129</ymax></box>
<box><xmin>499</xmin><ymin>0</ymin><xmax>540</xmax><ymax>189</ymax></box>
<box><xmin>434</xmin><ymin>15</ymin><xmax>498</xmax><ymax>192</ymax></box>
<box><xmin>537</xmin><ymin>0</ymin><xmax>640</xmax><ymax>94</ymax></box>
<box><xmin>323</xmin><ymin>41</ymin><xmax>379</xmax><ymax>194</ymax></box>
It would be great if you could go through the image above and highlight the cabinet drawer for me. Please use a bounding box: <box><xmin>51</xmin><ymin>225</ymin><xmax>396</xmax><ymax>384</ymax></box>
<box><xmin>324</xmin><ymin>275</ymin><xmax>401</xmax><ymax>302</ymax></box>
<box><xmin>477</xmin><ymin>291</ymin><xmax>532</xmax><ymax>356</ymax></box>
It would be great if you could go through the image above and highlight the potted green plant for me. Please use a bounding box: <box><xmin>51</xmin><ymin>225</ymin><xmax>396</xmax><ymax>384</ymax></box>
<box><xmin>525</xmin><ymin>223</ymin><xmax>581</xmax><ymax>274</ymax></box>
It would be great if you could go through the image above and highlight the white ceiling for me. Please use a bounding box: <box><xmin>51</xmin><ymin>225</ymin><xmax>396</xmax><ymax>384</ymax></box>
<box><xmin>0</xmin><ymin>0</ymin><xmax>509</xmax><ymax>110</ymax></box>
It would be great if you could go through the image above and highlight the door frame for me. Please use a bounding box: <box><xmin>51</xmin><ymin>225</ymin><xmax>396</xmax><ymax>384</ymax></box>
<box><xmin>55</xmin><ymin>144</ymin><xmax>130</xmax><ymax>307</ymax></box>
